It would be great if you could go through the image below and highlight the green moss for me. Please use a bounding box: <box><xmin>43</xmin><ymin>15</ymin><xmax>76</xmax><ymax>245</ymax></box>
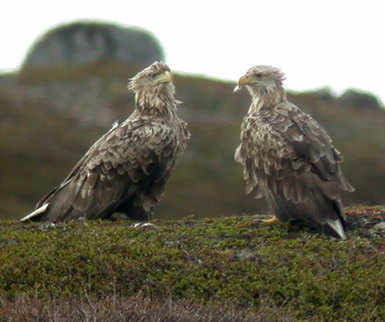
<box><xmin>1</xmin><ymin>207</ymin><xmax>384</xmax><ymax>320</ymax></box>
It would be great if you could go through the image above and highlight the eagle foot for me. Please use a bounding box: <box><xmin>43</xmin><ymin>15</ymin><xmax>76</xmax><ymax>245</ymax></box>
<box><xmin>262</xmin><ymin>216</ymin><xmax>280</xmax><ymax>224</ymax></box>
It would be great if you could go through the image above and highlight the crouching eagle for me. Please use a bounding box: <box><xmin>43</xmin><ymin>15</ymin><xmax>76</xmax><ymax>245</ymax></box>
<box><xmin>21</xmin><ymin>62</ymin><xmax>190</xmax><ymax>222</ymax></box>
<box><xmin>234</xmin><ymin>65</ymin><xmax>354</xmax><ymax>239</ymax></box>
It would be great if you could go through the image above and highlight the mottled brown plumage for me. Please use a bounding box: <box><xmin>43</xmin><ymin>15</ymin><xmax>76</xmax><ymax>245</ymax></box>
<box><xmin>234</xmin><ymin>65</ymin><xmax>354</xmax><ymax>239</ymax></box>
<box><xmin>21</xmin><ymin>62</ymin><xmax>190</xmax><ymax>222</ymax></box>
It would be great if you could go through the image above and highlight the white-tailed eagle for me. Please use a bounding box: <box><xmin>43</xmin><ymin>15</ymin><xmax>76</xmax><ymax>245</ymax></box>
<box><xmin>21</xmin><ymin>62</ymin><xmax>190</xmax><ymax>222</ymax></box>
<box><xmin>234</xmin><ymin>65</ymin><xmax>354</xmax><ymax>239</ymax></box>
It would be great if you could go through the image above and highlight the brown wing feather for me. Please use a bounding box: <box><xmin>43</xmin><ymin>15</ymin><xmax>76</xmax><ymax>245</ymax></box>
<box><xmin>236</xmin><ymin>102</ymin><xmax>354</xmax><ymax>204</ymax></box>
<box><xmin>284</xmin><ymin>103</ymin><xmax>354</xmax><ymax>196</ymax></box>
<box><xmin>35</xmin><ymin>118</ymin><xmax>183</xmax><ymax>222</ymax></box>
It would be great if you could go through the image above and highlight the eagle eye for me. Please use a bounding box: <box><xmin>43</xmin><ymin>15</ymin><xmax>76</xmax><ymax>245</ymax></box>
<box><xmin>255</xmin><ymin>73</ymin><xmax>262</xmax><ymax>78</ymax></box>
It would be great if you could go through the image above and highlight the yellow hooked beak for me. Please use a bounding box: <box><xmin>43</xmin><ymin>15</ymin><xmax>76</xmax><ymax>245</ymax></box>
<box><xmin>238</xmin><ymin>74</ymin><xmax>253</xmax><ymax>86</ymax></box>
<box><xmin>234</xmin><ymin>74</ymin><xmax>253</xmax><ymax>93</ymax></box>
<box><xmin>157</xmin><ymin>71</ymin><xmax>173</xmax><ymax>83</ymax></box>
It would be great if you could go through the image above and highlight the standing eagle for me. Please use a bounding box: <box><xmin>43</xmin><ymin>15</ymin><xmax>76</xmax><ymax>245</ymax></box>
<box><xmin>21</xmin><ymin>62</ymin><xmax>190</xmax><ymax>222</ymax></box>
<box><xmin>234</xmin><ymin>65</ymin><xmax>354</xmax><ymax>239</ymax></box>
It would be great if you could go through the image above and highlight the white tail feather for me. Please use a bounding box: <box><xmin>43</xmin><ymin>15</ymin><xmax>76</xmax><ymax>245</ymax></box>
<box><xmin>20</xmin><ymin>203</ymin><xmax>49</xmax><ymax>222</ymax></box>
<box><xmin>327</xmin><ymin>218</ymin><xmax>347</xmax><ymax>240</ymax></box>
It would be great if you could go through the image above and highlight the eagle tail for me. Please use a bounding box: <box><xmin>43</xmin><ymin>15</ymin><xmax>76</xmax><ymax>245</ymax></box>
<box><xmin>20</xmin><ymin>180</ymin><xmax>78</xmax><ymax>222</ymax></box>
<box><xmin>325</xmin><ymin>218</ymin><xmax>346</xmax><ymax>240</ymax></box>
<box><xmin>20</xmin><ymin>203</ymin><xmax>49</xmax><ymax>222</ymax></box>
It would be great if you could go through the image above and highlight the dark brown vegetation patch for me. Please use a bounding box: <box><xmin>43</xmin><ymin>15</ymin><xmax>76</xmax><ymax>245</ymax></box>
<box><xmin>0</xmin><ymin>295</ymin><xmax>291</xmax><ymax>322</ymax></box>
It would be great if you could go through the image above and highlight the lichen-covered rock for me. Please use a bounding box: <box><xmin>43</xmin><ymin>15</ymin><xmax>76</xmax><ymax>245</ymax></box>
<box><xmin>22</xmin><ymin>21</ymin><xmax>164</xmax><ymax>70</ymax></box>
<box><xmin>373</xmin><ymin>221</ymin><xmax>385</xmax><ymax>231</ymax></box>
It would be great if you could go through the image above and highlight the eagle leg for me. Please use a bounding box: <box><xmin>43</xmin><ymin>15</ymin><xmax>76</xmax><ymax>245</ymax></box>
<box><xmin>262</xmin><ymin>215</ymin><xmax>280</xmax><ymax>224</ymax></box>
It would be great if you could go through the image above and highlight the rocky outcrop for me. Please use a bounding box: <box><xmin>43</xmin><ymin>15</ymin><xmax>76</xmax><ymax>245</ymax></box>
<box><xmin>339</xmin><ymin>89</ymin><xmax>382</xmax><ymax>109</ymax></box>
<box><xmin>22</xmin><ymin>22</ymin><xmax>164</xmax><ymax>70</ymax></box>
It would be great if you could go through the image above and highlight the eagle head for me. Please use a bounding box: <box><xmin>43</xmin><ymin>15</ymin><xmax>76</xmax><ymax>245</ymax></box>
<box><xmin>128</xmin><ymin>61</ymin><xmax>174</xmax><ymax>94</ymax></box>
<box><xmin>234</xmin><ymin>65</ymin><xmax>285</xmax><ymax>94</ymax></box>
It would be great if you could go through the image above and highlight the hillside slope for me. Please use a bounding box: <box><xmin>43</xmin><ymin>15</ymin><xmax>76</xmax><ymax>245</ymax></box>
<box><xmin>1</xmin><ymin>63</ymin><xmax>385</xmax><ymax>220</ymax></box>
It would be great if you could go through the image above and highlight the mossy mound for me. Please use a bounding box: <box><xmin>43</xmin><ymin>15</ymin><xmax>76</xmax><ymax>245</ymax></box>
<box><xmin>1</xmin><ymin>206</ymin><xmax>384</xmax><ymax>320</ymax></box>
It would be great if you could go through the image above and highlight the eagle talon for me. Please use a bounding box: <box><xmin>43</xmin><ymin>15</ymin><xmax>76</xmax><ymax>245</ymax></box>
<box><xmin>262</xmin><ymin>216</ymin><xmax>280</xmax><ymax>224</ymax></box>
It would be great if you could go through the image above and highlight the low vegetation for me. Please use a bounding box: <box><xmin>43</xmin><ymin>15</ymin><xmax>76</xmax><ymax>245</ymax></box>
<box><xmin>0</xmin><ymin>206</ymin><xmax>384</xmax><ymax>320</ymax></box>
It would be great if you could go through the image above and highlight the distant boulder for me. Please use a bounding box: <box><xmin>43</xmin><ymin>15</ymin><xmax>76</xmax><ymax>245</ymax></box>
<box><xmin>338</xmin><ymin>89</ymin><xmax>382</xmax><ymax>110</ymax></box>
<box><xmin>22</xmin><ymin>21</ymin><xmax>164</xmax><ymax>70</ymax></box>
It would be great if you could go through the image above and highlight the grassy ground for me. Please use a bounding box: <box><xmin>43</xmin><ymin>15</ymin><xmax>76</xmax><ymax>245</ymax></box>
<box><xmin>0</xmin><ymin>206</ymin><xmax>384</xmax><ymax>321</ymax></box>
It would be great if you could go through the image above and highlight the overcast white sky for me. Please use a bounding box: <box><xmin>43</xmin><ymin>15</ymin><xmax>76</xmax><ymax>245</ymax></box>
<box><xmin>2</xmin><ymin>0</ymin><xmax>384</xmax><ymax>104</ymax></box>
